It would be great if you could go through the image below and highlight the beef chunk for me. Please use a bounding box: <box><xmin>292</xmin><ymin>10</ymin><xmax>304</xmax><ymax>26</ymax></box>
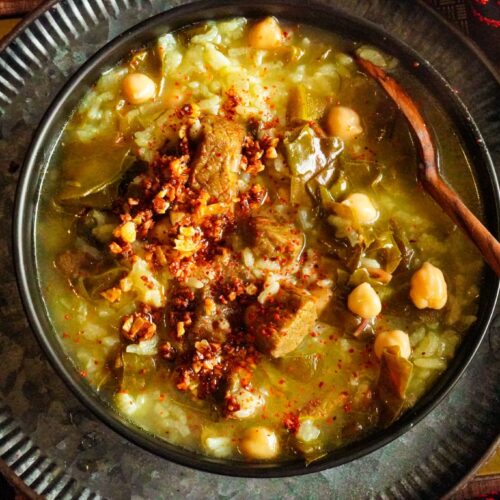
<box><xmin>249</xmin><ymin>216</ymin><xmax>304</xmax><ymax>263</ymax></box>
<box><xmin>191</xmin><ymin>288</ymin><xmax>233</xmax><ymax>343</ymax></box>
<box><xmin>191</xmin><ymin>257</ymin><xmax>255</xmax><ymax>343</ymax></box>
<box><xmin>55</xmin><ymin>249</ymin><xmax>100</xmax><ymax>279</ymax></box>
<box><xmin>245</xmin><ymin>284</ymin><xmax>317</xmax><ymax>357</ymax></box>
<box><xmin>190</xmin><ymin>115</ymin><xmax>245</xmax><ymax>204</ymax></box>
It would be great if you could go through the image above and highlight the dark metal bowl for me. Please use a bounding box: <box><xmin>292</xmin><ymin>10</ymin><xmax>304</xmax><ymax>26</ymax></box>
<box><xmin>13</xmin><ymin>0</ymin><xmax>499</xmax><ymax>478</ymax></box>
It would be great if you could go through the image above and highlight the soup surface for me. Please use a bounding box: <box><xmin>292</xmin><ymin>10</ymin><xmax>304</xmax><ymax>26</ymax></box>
<box><xmin>37</xmin><ymin>17</ymin><xmax>483</xmax><ymax>462</ymax></box>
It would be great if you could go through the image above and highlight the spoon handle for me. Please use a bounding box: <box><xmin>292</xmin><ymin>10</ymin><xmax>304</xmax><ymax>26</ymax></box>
<box><xmin>356</xmin><ymin>56</ymin><xmax>500</xmax><ymax>277</ymax></box>
<box><xmin>423</xmin><ymin>173</ymin><xmax>500</xmax><ymax>276</ymax></box>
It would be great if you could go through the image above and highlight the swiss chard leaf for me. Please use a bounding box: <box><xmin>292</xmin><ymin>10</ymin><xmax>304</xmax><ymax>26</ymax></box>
<box><xmin>377</xmin><ymin>346</ymin><xmax>413</xmax><ymax>425</ymax></box>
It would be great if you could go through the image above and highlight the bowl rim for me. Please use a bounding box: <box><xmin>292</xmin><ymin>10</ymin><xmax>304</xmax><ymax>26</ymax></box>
<box><xmin>13</xmin><ymin>0</ymin><xmax>500</xmax><ymax>478</ymax></box>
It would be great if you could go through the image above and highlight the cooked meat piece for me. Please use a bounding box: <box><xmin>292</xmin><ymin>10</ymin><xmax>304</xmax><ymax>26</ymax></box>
<box><xmin>191</xmin><ymin>288</ymin><xmax>233</xmax><ymax>343</ymax></box>
<box><xmin>187</xmin><ymin>250</ymin><xmax>256</xmax><ymax>343</ymax></box>
<box><xmin>245</xmin><ymin>283</ymin><xmax>317</xmax><ymax>357</ymax></box>
<box><xmin>55</xmin><ymin>249</ymin><xmax>100</xmax><ymax>279</ymax></box>
<box><xmin>249</xmin><ymin>216</ymin><xmax>304</xmax><ymax>263</ymax></box>
<box><xmin>190</xmin><ymin>115</ymin><xmax>245</xmax><ymax>204</ymax></box>
<box><xmin>309</xmin><ymin>285</ymin><xmax>333</xmax><ymax>315</ymax></box>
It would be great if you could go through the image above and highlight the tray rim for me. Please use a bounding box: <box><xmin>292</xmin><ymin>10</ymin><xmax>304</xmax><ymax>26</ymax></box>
<box><xmin>0</xmin><ymin>455</ymin><xmax>41</xmax><ymax>500</ymax></box>
<box><xmin>443</xmin><ymin>435</ymin><xmax>500</xmax><ymax>499</ymax></box>
<box><xmin>14</xmin><ymin>0</ymin><xmax>500</xmax><ymax>478</ymax></box>
<box><xmin>1</xmin><ymin>0</ymin><xmax>499</xmax><ymax>494</ymax></box>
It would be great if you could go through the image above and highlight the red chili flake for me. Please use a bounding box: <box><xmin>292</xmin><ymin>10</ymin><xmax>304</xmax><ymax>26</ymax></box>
<box><xmin>278</xmin><ymin>378</ymin><xmax>286</xmax><ymax>385</ymax></box>
<box><xmin>64</xmin><ymin>314</ymin><xmax>72</xmax><ymax>321</ymax></box>
<box><xmin>348</xmin><ymin>348</ymin><xmax>355</xmax><ymax>353</ymax></box>
<box><xmin>79</xmin><ymin>370</ymin><xmax>88</xmax><ymax>378</ymax></box>
<box><xmin>62</xmin><ymin>332</ymin><xmax>69</xmax><ymax>338</ymax></box>
<box><xmin>318</xmin><ymin>381</ymin><xmax>324</xmax><ymax>389</ymax></box>
<box><xmin>283</xmin><ymin>412</ymin><xmax>300</xmax><ymax>433</ymax></box>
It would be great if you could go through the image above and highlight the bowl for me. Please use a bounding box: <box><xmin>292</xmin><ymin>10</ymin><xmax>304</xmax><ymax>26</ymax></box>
<box><xmin>13</xmin><ymin>0</ymin><xmax>499</xmax><ymax>477</ymax></box>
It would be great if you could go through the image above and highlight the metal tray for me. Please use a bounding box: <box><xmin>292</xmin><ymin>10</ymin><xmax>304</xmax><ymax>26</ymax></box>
<box><xmin>0</xmin><ymin>0</ymin><xmax>499</xmax><ymax>498</ymax></box>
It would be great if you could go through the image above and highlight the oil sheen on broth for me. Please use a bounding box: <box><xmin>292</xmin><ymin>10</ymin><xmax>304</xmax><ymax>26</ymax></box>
<box><xmin>36</xmin><ymin>17</ymin><xmax>483</xmax><ymax>462</ymax></box>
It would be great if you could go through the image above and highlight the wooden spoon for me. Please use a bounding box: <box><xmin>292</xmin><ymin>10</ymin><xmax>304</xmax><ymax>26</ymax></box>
<box><xmin>355</xmin><ymin>56</ymin><xmax>500</xmax><ymax>277</ymax></box>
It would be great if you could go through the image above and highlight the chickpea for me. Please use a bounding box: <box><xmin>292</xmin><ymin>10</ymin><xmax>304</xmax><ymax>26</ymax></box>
<box><xmin>248</xmin><ymin>17</ymin><xmax>283</xmax><ymax>50</ymax></box>
<box><xmin>239</xmin><ymin>426</ymin><xmax>279</xmax><ymax>460</ymax></box>
<box><xmin>374</xmin><ymin>330</ymin><xmax>411</xmax><ymax>359</ymax></box>
<box><xmin>347</xmin><ymin>282</ymin><xmax>382</xmax><ymax>319</ymax></box>
<box><xmin>325</xmin><ymin>106</ymin><xmax>363</xmax><ymax>141</ymax></box>
<box><xmin>122</xmin><ymin>72</ymin><xmax>156</xmax><ymax>105</ymax></box>
<box><xmin>410</xmin><ymin>261</ymin><xmax>447</xmax><ymax>310</ymax></box>
<box><xmin>341</xmin><ymin>193</ymin><xmax>378</xmax><ymax>224</ymax></box>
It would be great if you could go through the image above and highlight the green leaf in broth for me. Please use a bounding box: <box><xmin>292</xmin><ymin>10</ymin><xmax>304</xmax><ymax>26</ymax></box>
<box><xmin>73</xmin><ymin>209</ymin><xmax>118</xmax><ymax>245</ymax></box>
<box><xmin>319</xmin><ymin>185</ymin><xmax>334</xmax><ymax>208</ymax></box>
<box><xmin>285</xmin><ymin>125</ymin><xmax>343</xmax><ymax>207</ymax></box>
<box><xmin>284</xmin><ymin>125</ymin><xmax>321</xmax><ymax>179</ymax></box>
<box><xmin>377</xmin><ymin>346</ymin><xmax>413</xmax><ymax>425</ymax></box>
<box><xmin>341</xmin><ymin>158</ymin><xmax>382</xmax><ymax>189</ymax></box>
<box><xmin>328</xmin><ymin>170</ymin><xmax>350</xmax><ymax>200</ymax></box>
<box><xmin>290</xmin><ymin>176</ymin><xmax>313</xmax><ymax>207</ymax></box>
<box><xmin>62</xmin><ymin>184</ymin><xmax>117</xmax><ymax>210</ymax></box>
<box><xmin>365</xmin><ymin>230</ymin><xmax>402</xmax><ymax>274</ymax></box>
<box><xmin>306</xmin><ymin>138</ymin><xmax>344</xmax><ymax>200</ymax></box>
<box><xmin>287</xmin><ymin>84</ymin><xmax>327</xmax><ymax>125</ymax></box>
<box><xmin>118</xmin><ymin>351</ymin><xmax>156</xmax><ymax>393</ymax></box>
<box><xmin>58</xmin><ymin>143</ymin><xmax>134</xmax><ymax>202</ymax></box>
<box><xmin>389</xmin><ymin>219</ymin><xmax>415</xmax><ymax>271</ymax></box>
<box><xmin>277</xmin><ymin>354</ymin><xmax>321</xmax><ymax>382</ymax></box>
<box><xmin>78</xmin><ymin>266</ymin><xmax>128</xmax><ymax>301</ymax></box>
<box><xmin>284</xmin><ymin>125</ymin><xmax>343</xmax><ymax>180</ymax></box>
<box><xmin>348</xmin><ymin>267</ymin><xmax>387</xmax><ymax>287</ymax></box>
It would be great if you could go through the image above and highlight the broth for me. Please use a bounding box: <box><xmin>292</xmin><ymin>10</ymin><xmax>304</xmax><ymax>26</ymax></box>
<box><xmin>36</xmin><ymin>17</ymin><xmax>483</xmax><ymax>462</ymax></box>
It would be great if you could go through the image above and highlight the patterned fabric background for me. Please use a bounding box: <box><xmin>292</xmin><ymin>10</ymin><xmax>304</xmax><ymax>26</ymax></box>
<box><xmin>426</xmin><ymin>0</ymin><xmax>500</xmax><ymax>62</ymax></box>
<box><xmin>426</xmin><ymin>0</ymin><xmax>470</xmax><ymax>34</ymax></box>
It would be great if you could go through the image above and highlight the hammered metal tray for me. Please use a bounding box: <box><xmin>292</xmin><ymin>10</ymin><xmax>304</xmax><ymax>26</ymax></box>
<box><xmin>0</xmin><ymin>0</ymin><xmax>499</xmax><ymax>498</ymax></box>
